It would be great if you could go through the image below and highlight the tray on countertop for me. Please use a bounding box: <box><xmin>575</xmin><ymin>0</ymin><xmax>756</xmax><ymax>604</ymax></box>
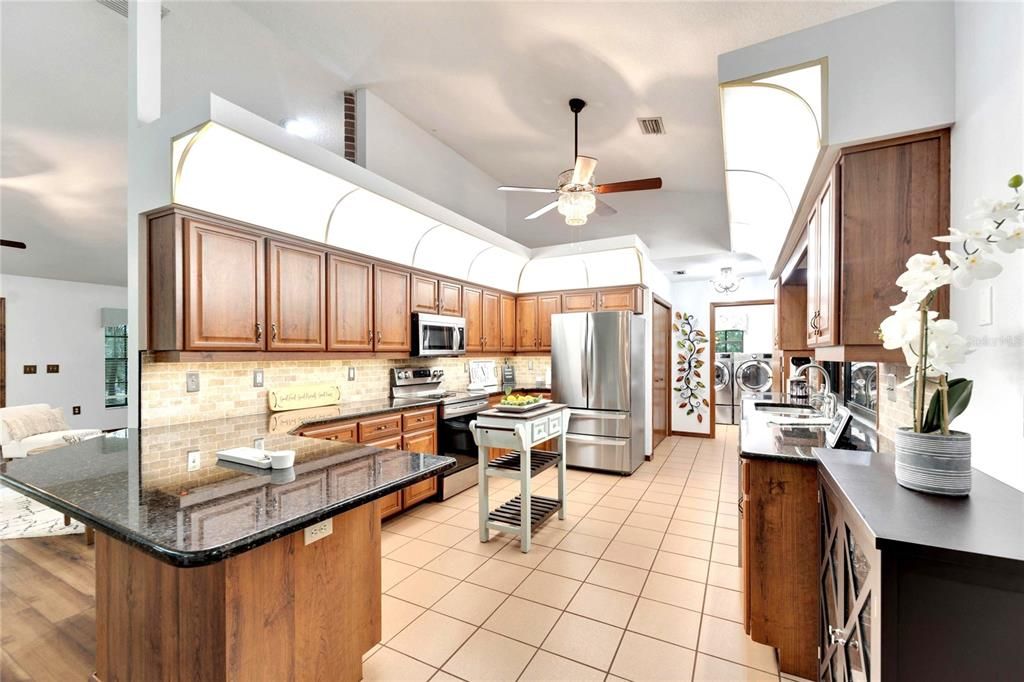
<box><xmin>493</xmin><ymin>398</ymin><xmax>552</xmax><ymax>413</ymax></box>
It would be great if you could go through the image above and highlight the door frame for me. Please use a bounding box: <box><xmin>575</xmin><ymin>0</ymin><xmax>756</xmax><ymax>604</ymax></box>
<box><xmin>708</xmin><ymin>298</ymin><xmax>773</xmax><ymax>441</ymax></box>
<box><xmin>651</xmin><ymin>294</ymin><xmax>672</xmax><ymax>452</ymax></box>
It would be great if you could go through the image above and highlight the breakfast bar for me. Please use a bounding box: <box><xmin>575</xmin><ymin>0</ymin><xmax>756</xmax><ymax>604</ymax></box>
<box><xmin>0</xmin><ymin>415</ymin><xmax>454</xmax><ymax>681</ymax></box>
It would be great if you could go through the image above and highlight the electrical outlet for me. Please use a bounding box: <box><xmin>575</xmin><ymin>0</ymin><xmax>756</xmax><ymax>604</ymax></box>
<box><xmin>253</xmin><ymin>437</ymin><xmax>265</xmax><ymax>450</ymax></box>
<box><xmin>304</xmin><ymin>518</ymin><xmax>333</xmax><ymax>545</ymax></box>
<box><xmin>187</xmin><ymin>449</ymin><xmax>201</xmax><ymax>472</ymax></box>
<box><xmin>186</xmin><ymin>372</ymin><xmax>200</xmax><ymax>393</ymax></box>
<box><xmin>72</xmin><ymin>406</ymin><xmax>81</xmax><ymax>415</ymax></box>
<box><xmin>885</xmin><ymin>373</ymin><xmax>897</xmax><ymax>402</ymax></box>
<box><xmin>347</xmin><ymin>367</ymin><xmax>356</xmax><ymax>381</ymax></box>
<box><xmin>46</xmin><ymin>364</ymin><xmax>60</xmax><ymax>374</ymax></box>
<box><xmin>23</xmin><ymin>365</ymin><xmax>36</xmax><ymax>374</ymax></box>
<box><xmin>528</xmin><ymin>360</ymin><xmax>534</xmax><ymax>370</ymax></box>
<box><xmin>252</xmin><ymin>369</ymin><xmax>264</xmax><ymax>388</ymax></box>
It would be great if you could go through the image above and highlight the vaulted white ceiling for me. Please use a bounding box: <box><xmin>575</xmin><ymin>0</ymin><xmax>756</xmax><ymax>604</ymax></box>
<box><xmin>1</xmin><ymin>0</ymin><xmax>876</xmax><ymax>286</ymax></box>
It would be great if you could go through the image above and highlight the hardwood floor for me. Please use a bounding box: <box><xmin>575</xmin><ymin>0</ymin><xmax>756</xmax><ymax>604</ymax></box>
<box><xmin>1</xmin><ymin>535</ymin><xmax>95</xmax><ymax>681</ymax></box>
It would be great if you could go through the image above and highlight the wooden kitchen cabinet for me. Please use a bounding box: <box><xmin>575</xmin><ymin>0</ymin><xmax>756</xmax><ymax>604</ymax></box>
<box><xmin>463</xmin><ymin>285</ymin><xmax>483</xmax><ymax>352</ymax></box>
<box><xmin>357</xmin><ymin>413</ymin><xmax>402</xmax><ymax>442</ymax></box>
<box><xmin>500</xmin><ymin>294</ymin><xmax>517</xmax><ymax>352</ymax></box>
<box><xmin>598</xmin><ymin>287</ymin><xmax>643</xmax><ymax>312</ymax></box>
<box><xmin>440</xmin><ymin>281</ymin><xmax>463</xmax><ymax>316</ymax></box>
<box><xmin>482</xmin><ymin>290</ymin><xmax>501</xmax><ymax>353</ymax></box>
<box><xmin>537</xmin><ymin>294</ymin><xmax>561</xmax><ymax>351</ymax></box>
<box><xmin>267</xmin><ymin>239</ymin><xmax>326</xmax><ymax>351</ymax></box>
<box><xmin>807</xmin><ymin>173</ymin><xmax>838</xmax><ymax>347</ymax></box>
<box><xmin>775</xmin><ymin>279</ymin><xmax>811</xmax><ymax>352</ymax></box>
<box><xmin>373</xmin><ymin>265</ymin><xmax>411</xmax><ymax>352</ymax></box>
<box><xmin>562</xmin><ymin>291</ymin><xmax>597</xmax><ymax>312</ymax></box>
<box><xmin>516</xmin><ymin>296</ymin><xmax>538</xmax><ymax>352</ymax></box>
<box><xmin>184</xmin><ymin>219</ymin><xmax>266</xmax><ymax>350</ymax></box>
<box><xmin>411</xmin><ymin>274</ymin><xmax>440</xmax><ymax>314</ymax></box>
<box><xmin>327</xmin><ymin>254</ymin><xmax>374</xmax><ymax>352</ymax></box>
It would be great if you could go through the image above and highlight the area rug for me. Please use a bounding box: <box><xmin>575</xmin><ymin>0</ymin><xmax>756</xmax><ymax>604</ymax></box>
<box><xmin>0</xmin><ymin>484</ymin><xmax>84</xmax><ymax>539</ymax></box>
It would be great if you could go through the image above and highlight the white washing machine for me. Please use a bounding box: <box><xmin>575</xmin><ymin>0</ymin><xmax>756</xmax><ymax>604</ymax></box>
<box><xmin>714</xmin><ymin>353</ymin><xmax>734</xmax><ymax>425</ymax></box>
<box><xmin>732</xmin><ymin>353</ymin><xmax>774</xmax><ymax>423</ymax></box>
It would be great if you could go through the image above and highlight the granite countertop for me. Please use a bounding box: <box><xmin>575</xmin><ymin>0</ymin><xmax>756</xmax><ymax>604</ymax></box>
<box><xmin>738</xmin><ymin>393</ymin><xmax>877</xmax><ymax>462</ymax></box>
<box><xmin>0</xmin><ymin>413</ymin><xmax>454</xmax><ymax>567</ymax></box>
<box><xmin>815</xmin><ymin>448</ymin><xmax>1024</xmax><ymax>565</ymax></box>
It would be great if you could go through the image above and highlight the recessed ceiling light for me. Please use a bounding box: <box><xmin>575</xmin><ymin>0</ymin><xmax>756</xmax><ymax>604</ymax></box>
<box><xmin>282</xmin><ymin>118</ymin><xmax>318</xmax><ymax>139</ymax></box>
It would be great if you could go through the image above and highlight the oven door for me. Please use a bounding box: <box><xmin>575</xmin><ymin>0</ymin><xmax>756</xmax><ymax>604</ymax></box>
<box><xmin>412</xmin><ymin>314</ymin><xmax>466</xmax><ymax>356</ymax></box>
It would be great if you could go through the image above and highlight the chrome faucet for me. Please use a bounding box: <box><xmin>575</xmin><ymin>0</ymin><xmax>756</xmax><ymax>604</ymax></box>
<box><xmin>794</xmin><ymin>363</ymin><xmax>837</xmax><ymax>418</ymax></box>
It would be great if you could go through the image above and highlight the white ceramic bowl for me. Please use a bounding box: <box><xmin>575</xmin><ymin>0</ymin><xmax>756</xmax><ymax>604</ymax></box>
<box><xmin>270</xmin><ymin>450</ymin><xmax>296</xmax><ymax>469</ymax></box>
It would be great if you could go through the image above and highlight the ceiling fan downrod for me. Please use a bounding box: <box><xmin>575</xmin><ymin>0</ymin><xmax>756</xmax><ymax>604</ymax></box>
<box><xmin>569</xmin><ymin>98</ymin><xmax>586</xmax><ymax>165</ymax></box>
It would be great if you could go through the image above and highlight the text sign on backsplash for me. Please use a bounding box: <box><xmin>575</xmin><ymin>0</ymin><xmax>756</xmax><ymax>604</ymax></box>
<box><xmin>268</xmin><ymin>384</ymin><xmax>342</xmax><ymax>412</ymax></box>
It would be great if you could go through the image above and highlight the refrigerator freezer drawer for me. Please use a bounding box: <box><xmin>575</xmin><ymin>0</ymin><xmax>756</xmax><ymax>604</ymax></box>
<box><xmin>567</xmin><ymin>409</ymin><xmax>631</xmax><ymax>438</ymax></box>
<box><xmin>565</xmin><ymin>433</ymin><xmax>631</xmax><ymax>473</ymax></box>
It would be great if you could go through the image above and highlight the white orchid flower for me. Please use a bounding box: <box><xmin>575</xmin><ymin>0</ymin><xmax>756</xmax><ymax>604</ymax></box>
<box><xmin>996</xmin><ymin>223</ymin><xmax>1024</xmax><ymax>253</ymax></box>
<box><xmin>967</xmin><ymin>197</ymin><xmax>1021</xmax><ymax>224</ymax></box>
<box><xmin>933</xmin><ymin>226</ymin><xmax>1000</xmax><ymax>253</ymax></box>
<box><xmin>879</xmin><ymin>302</ymin><xmax>934</xmax><ymax>350</ymax></box>
<box><xmin>946</xmin><ymin>250</ymin><xmax>1003</xmax><ymax>288</ymax></box>
<box><xmin>925</xmin><ymin>319</ymin><xmax>970</xmax><ymax>375</ymax></box>
<box><xmin>894</xmin><ymin>251</ymin><xmax>952</xmax><ymax>302</ymax></box>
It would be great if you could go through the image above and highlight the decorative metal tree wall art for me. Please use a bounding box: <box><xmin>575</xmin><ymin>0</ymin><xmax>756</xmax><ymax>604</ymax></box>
<box><xmin>674</xmin><ymin>311</ymin><xmax>709</xmax><ymax>423</ymax></box>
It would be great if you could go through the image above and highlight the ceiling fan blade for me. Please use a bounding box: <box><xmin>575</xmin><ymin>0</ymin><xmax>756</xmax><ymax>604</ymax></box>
<box><xmin>498</xmin><ymin>186</ymin><xmax>556</xmax><ymax>193</ymax></box>
<box><xmin>594</xmin><ymin>198</ymin><xmax>617</xmax><ymax>217</ymax></box>
<box><xmin>594</xmin><ymin>177</ymin><xmax>663</xmax><ymax>194</ymax></box>
<box><xmin>0</xmin><ymin>239</ymin><xmax>27</xmax><ymax>249</ymax></box>
<box><xmin>524</xmin><ymin>201</ymin><xmax>559</xmax><ymax>220</ymax></box>
<box><xmin>570</xmin><ymin>155</ymin><xmax>598</xmax><ymax>186</ymax></box>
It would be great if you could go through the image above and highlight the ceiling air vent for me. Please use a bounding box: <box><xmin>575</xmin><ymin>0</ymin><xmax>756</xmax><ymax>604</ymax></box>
<box><xmin>96</xmin><ymin>0</ymin><xmax>170</xmax><ymax>19</ymax></box>
<box><xmin>637</xmin><ymin>117</ymin><xmax>665</xmax><ymax>135</ymax></box>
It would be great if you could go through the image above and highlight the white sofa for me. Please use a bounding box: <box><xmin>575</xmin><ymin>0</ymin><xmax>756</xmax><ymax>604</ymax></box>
<box><xmin>0</xmin><ymin>403</ymin><xmax>102</xmax><ymax>458</ymax></box>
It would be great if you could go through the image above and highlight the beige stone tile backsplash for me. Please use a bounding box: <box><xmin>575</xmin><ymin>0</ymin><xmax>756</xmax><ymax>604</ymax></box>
<box><xmin>876</xmin><ymin>362</ymin><xmax>939</xmax><ymax>441</ymax></box>
<box><xmin>141</xmin><ymin>354</ymin><xmax>551</xmax><ymax>428</ymax></box>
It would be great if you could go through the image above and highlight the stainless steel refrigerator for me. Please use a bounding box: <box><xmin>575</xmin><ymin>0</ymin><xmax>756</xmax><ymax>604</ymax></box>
<box><xmin>551</xmin><ymin>311</ymin><xmax>646</xmax><ymax>474</ymax></box>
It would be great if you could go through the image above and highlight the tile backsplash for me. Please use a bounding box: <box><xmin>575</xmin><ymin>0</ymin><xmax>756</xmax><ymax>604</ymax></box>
<box><xmin>140</xmin><ymin>354</ymin><xmax>551</xmax><ymax>427</ymax></box>
<box><xmin>877</xmin><ymin>362</ymin><xmax>938</xmax><ymax>440</ymax></box>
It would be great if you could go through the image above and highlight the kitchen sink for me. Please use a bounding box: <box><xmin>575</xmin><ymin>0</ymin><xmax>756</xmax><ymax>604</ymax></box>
<box><xmin>753</xmin><ymin>403</ymin><xmax>832</xmax><ymax>425</ymax></box>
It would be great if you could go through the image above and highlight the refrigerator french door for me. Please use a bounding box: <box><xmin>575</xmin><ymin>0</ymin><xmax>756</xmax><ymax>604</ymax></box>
<box><xmin>551</xmin><ymin>311</ymin><xmax>646</xmax><ymax>474</ymax></box>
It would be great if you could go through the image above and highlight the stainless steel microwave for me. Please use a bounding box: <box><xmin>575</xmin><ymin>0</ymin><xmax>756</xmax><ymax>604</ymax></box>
<box><xmin>411</xmin><ymin>313</ymin><xmax>466</xmax><ymax>356</ymax></box>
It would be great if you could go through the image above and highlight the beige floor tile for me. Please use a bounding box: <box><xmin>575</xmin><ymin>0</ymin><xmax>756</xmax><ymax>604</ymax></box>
<box><xmin>363</xmin><ymin>646</ymin><xmax>436</xmax><ymax>682</ymax></box>
<box><xmin>703</xmin><ymin>585</ymin><xmax>744</xmax><ymax>623</ymax></box>
<box><xmin>387</xmin><ymin>569</ymin><xmax>459</xmax><ymax>608</ymax></box>
<box><xmin>715</xmin><ymin>514</ymin><xmax>739</xmax><ymax>530</ymax></box>
<box><xmin>601</xmin><ymin>540</ymin><xmax>657</xmax><ymax>570</ymax></box>
<box><xmin>453</xmin><ymin>533</ymin><xmax>509</xmax><ymax>557</ymax></box>
<box><xmin>586</xmin><ymin>560</ymin><xmax>649</xmax><ymax>595</ymax></box>
<box><xmin>668</xmin><ymin>519</ymin><xmax>716</xmax><ymax>541</ymax></box>
<box><xmin>445</xmin><ymin>509</ymin><xmax>483</xmax><ymax>530</ymax></box>
<box><xmin>673</xmin><ymin>506</ymin><xmax>717</xmax><ymax>525</ymax></box>
<box><xmin>423</xmin><ymin>548</ymin><xmax>489</xmax><ymax>580</ymax></box>
<box><xmin>442</xmin><ymin>629</ymin><xmax>536</xmax><ymax>681</ymax></box>
<box><xmin>641</xmin><ymin>491</ymin><xmax>680</xmax><ymax>506</ymax></box>
<box><xmin>537</xmin><ymin>548</ymin><xmax>598</xmax><ymax>580</ymax></box>
<box><xmin>382</xmin><ymin>557</ymin><xmax>419</xmax><ymax>590</ymax></box>
<box><xmin>573</xmin><ymin>517</ymin><xmax>622</xmax><ymax>539</ymax></box>
<box><xmin>429</xmin><ymin>671</ymin><xmax>462</xmax><ymax>682</ymax></box>
<box><xmin>597</xmin><ymin>495</ymin><xmax>639</xmax><ymax>511</ymax></box>
<box><xmin>693</xmin><ymin>653</ymin><xmax>778</xmax><ymax>681</ymax></box>
<box><xmin>493</xmin><ymin>540</ymin><xmax>552</xmax><ymax>568</ymax></box>
<box><xmin>557</xmin><ymin>531</ymin><xmax>612</xmax><ymax>558</ymax></box>
<box><xmin>430</xmin><ymin>581</ymin><xmax>506</xmax><ymax>626</ymax></box>
<box><xmin>706</xmin><ymin>562</ymin><xmax>742</xmax><ymax>592</ymax></box>
<box><xmin>624</xmin><ymin>511</ymin><xmax>671</xmax><ymax>532</ymax></box>
<box><xmin>381</xmin><ymin>594</ymin><xmax>426</xmax><ymax>642</ymax></box>
<box><xmin>388</xmin><ymin>610</ymin><xmax>476</xmax><ymax>668</ymax></box>
<box><xmin>483</xmin><ymin>595</ymin><xmax>561</xmax><ymax>646</ymax></box>
<box><xmin>382</xmin><ymin>531</ymin><xmax>414</xmax><ymax>556</ymax></box>
<box><xmin>661</xmin><ymin>534</ymin><xmax>713</xmax><ymax>560</ymax></box>
<box><xmin>566</xmin><ymin>583</ymin><xmax>638</xmax><ymax>628</ymax></box>
<box><xmin>388</xmin><ymin>539</ymin><xmax>450</xmax><ymax>567</ymax></box>
<box><xmin>513</xmin><ymin>569</ymin><xmax>582</xmax><ymax>609</ymax></box>
<box><xmin>605</xmin><ymin>487</ymin><xmax>644</xmax><ymax>501</ymax></box>
<box><xmin>697</xmin><ymin>615</ymin><xmax>779</xmax><ymax>675</ymax></box>
<box><xmin>418</xmin><ymin>523</ymin><xmax>474</xmax><ymax>547</ymax></box>
<box><xmin>710</xmin><ymin>543</ymin><xmax>739</xmax><ymax>566</ymax></box>
<box><xmin>587</xmin><ymin>505</ymin><xmax>631</xmax><ymax>524</ymax></box>
<box><xmin>613</xmin><ymin>525</ymin><xmax>666</xmax><ymax>550</ymax></box>
<box><xmin>533</xmin><ymin>525</ymin><xmax>570</xmax><ymax>547</ymax></box>
<box><xmin>677</xmin><ymin>496</ymin><xmax>719</xmax><ymax>512</ymax></box>
<box><xmin>386</xmin><ymin>515</ymin><xmax>441</xmax><ymax>538</ymax></box>
<box><xmin>716</xmin><ymin>501</ymin><xmax>738</xmax><ymax>516</ymax></box>
<box><xmin>632</xmin><ymin>500</ymin><xmax>677</xmax><ymax>518</ymax></box>
<box><xmin>519</xmin><ymin>650</ymin><xmax>606</xmax><ymax>681</ymax></box>
<box><xmin>652</xmin><ymin>551</ymin><xmax>709</xmax><ymax>583</ymax></box>
<box><xmin>363</xmin><ymin>643</ymin><xmax>382</xmax><ymax>662</ymax></box>
<box><xmin>610</xmin><ymin>631</ymin><xmax>696</xmax><ymax>681</ymax></box>
<box><xmin>569</xmin><ymin>490</ymin><xmax>605</xmax><ymax>505</ymax></box>
<box><xmin>627</xmin><ymin>597</ymin><xmax>700</xmax><ymax>649</ymax></box>
<box><xmin>465</xmin><ymin>558</ymin><xmax>532</xmax><ymax>593</ymax></box>
<box><xmin>408</xmin><ymin>503</ymin><xmax>461</xmax><ymax>523</ymax></box>
<box><xmin>542</xmin><ymin>612</ymin><xmax>624</xmax><ymax>671</ymax></box>
<box><xmin>641</xmin><ymin>571</ymin><xmax>705</xmax><ymax>612</ymax></box>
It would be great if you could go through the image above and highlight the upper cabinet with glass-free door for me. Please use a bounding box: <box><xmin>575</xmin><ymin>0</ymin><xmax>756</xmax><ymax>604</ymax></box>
<box><xmin>267</xmin><ymin>239</ymin><xmax>326</xmax><ymax>350</ymax></box>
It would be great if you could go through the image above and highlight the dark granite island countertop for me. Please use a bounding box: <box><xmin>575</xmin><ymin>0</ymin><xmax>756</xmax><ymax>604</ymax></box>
<box><xmin>0</xmin><ymin>413</ymin><xmax>455</xmax><ymax>567</ymax></box>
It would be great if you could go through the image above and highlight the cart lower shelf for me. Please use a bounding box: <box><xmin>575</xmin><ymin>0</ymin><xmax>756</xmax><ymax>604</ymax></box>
<box><xmin>488</xmin><ymin>450</ymin><xmax>560</xmax><ymax>477</ymax></box>
<box><xmin>486</xmin><ymin>495</ymin><xmax>561</xmax><ymax>531</ymax></box>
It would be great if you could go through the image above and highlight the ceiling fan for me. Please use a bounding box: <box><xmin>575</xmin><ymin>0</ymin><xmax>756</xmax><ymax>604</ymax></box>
<box><xmin>499</xmin><ymin>98</ymin><xmax>662</xmax><ymax>226</ymax></box>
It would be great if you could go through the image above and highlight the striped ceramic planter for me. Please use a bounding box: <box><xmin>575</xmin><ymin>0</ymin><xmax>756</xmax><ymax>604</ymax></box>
<box><xmin>894</xmin><ymin>428</ymin><xmax>972</xmax><ymax>496</ymax></box>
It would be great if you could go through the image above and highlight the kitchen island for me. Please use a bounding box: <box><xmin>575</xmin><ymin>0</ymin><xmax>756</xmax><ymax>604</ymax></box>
<box><xmin>0</xmin><ymin>414</ymin><xmax>454</xmax><ymax>681</ymax></box>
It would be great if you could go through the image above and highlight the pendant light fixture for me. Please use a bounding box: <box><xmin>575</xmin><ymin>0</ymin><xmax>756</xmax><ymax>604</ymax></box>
<box><xmin>711</xmin><ymin>266</ymin><xmax>743</xmax><ymax>294</ymax></box>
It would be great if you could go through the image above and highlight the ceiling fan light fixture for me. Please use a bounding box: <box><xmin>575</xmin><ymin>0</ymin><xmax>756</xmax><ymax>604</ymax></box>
<box><xmin>558</xmin><ymin>191</ymin><xmax>596</xmax><ymax>226</ymax></box>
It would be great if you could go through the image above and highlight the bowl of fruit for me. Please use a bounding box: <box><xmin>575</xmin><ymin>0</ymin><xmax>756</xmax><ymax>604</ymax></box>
<box><xmin>495</xmin><ymin>393</ymin><xmax>550</xmax><ymax>412</ymax></box>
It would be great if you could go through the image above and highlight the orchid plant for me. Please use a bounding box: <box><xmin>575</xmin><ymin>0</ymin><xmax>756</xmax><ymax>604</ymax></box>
<box><xmin>879</xmin><ymin>174</ymin><xmax>1023</xmax><ymax>435</ymax></box>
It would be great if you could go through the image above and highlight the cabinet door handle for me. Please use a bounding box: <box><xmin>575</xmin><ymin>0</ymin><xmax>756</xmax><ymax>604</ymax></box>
<box><xmin>256</xmin><ymin>322</ymin><xmax>263</xmax><ymax>341</ymax></box>
<box><xmin>271</xmin><ymin>322</ymin><xmax>278</xmax><ymax>341</ymax></box>
<box><xmin>828</xmin><ymin>625</ymin><xmax>847</xmax><ymax>646</ymax></box>
<box><xmin>368</xmin><ymin>329</ymin><xmax>372</xmax><ymax>342</ymax></box>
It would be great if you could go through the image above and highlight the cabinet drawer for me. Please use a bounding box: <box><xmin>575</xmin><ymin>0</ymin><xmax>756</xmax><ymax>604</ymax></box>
<box><xmin>299</xmin><ymin>421</ymin><xmax>357</xmax><ymax>443</ymax></box>
<box><xmin>403</xmin><ymin>476</ymin><xmax>438</xmax><ymax>508</ymax></box>
<box><xmin>362</xmin><ymin>434</ymin><xmax>402</xmax><ymax>450</ymax></box>
<box><xmin>547</xmin><ymin>413</ymin><xmax>562</xmax><ymax>436</ymax></box>
<box><xmin>379</xmin><ymin>491</ymin><xmax>403</xmax><ymax>519</ymax></box>
<box><xmin>358</xmin><ymin>414</ymin><xmax>402</xmax><ymax>442</ymax></box>
<box><xmin>402</xmin><ymin>408</ymin><xmax>436</xmax><ymax>432</ymax></box>
<box><xmin>531</xmin><ymin>419</ymin><xmax>549</xmax><ymax>443</ymax></box>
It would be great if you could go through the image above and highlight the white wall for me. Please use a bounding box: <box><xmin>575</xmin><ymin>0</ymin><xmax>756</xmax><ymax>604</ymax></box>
<box><xmin>719</xmin><ymin>1</ymin><xmax>955</xmax><ymax>147</ymax></box>
<box><xmin>948</xmin><ymin>1</ymin><xmax>1024</xmax><ymax>491</ymax></box>
<box><xmin>2</xmin><ymin>275</ymin><xmax>128</xmax><ymax>430</ymax></box>
<box><xmin>357</xmin><ymin>89</ymin><xmax>508</xmax><ymax>232</ymax></box>
<box><xmin>715</xmin><ymin>304</ymin><xmax>774</xmax><ymax>354</ymax></box>
<box><xmin>669</xmin><ymin>274</ymin><xmax>774</xmax><ymax>434</ymax></box>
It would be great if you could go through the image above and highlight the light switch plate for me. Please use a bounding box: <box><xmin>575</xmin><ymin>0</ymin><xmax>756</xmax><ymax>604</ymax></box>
<box><xmin>186</xmin><ymin>372</ymin><xmax>200</xmax><ymax>393</ymax></box>
<box><xmin>978</xmin><ymin>285</ymin><xmax>993</xmax><ymax>326</ymax></box>
<box><xmin>187</xmin><ymin>449</ymin><xmax>201</xmax><ymax>472</ymax></box>
<box><xmin>304</xmin><ymin>518</ymin><xmax>333</xmax><ymax>545</ymax></box>
<box><xmin>885</xmin><ymin>373</ymin><xmax>897</xmax><ymax>402</ymax></box>
<box><xmin>347</xmin><ymin>367</ymin><xmax>356</xmax><ymax>381</ymax></box>
<box><xmin>253</xmin><ymin>437</ymin><xmax>265</xmax><ymax>450</ymax></box>
<box><xmin>252</xmin><ymin>369</ymin><xmax>264</xmax><ymax>388</ymax></box>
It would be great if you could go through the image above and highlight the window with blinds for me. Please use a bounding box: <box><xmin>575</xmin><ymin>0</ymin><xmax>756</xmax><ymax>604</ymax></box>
<box><xmin>104</xmin><ymin>324</ymin><xmax>128</xmax><ymax>408</ymax></box>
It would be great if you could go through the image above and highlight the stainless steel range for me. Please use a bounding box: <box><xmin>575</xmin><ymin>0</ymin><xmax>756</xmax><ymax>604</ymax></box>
<box><xmin>391</xmin><ymin>367</ymin><xmax>490</xmax><ymax>499</ymax></box>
